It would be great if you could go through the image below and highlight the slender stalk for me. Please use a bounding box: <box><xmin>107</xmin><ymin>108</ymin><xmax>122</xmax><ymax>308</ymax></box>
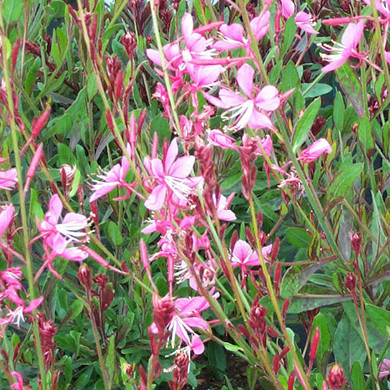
<box><xmin>148</xmin><ymin>0</ymin><xmax>182</xmax><ymax>136</ymax></box>
<box><xmin>0</xmin><ymin>6</ymin><xmax>47</xmax><ymax>389</ymax></box>
<box><xmin>248</xmin><ymin>195</ymin><xmax>313</xmax><ymax>390</ymax></box>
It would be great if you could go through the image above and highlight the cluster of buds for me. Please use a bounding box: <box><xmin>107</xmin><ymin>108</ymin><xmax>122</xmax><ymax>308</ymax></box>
<box><xmin>326</xmin><ymin>363</ymin><xmax>347</xmax><ymax>389</ymax></box>
<box><xmin>106</xmin><ymin>55</ymin><xmax>123</xmax><ymax>105</ymax></box>
<box><xmin>248</xmin><ymin>296</ymin><xmax>268</xmax><ymax>348</ymax></box>
<box><xmin>168</xmin><ymin>349</ymin><xmax>190</xmax><ymax>390</ymax></box>
<box><xmin>37</xmin><ymin>313</ymin><xmax>57</xmax><ymax>369</ymax></box>
<box><xmin>238</xmin><ymin>140</ymin><xmax>258</xmax><ymax>200</ymax></box>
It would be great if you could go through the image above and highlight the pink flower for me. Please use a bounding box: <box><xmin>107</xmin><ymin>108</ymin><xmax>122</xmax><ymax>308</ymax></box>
<box><xmin>150</xmin><ymin>295</ymin><xmax>214</xmax><ymax>354</ymax></box>
<box><xmin>90</xmin><ymin>145</ymin><xmax>132</xmax><ymax>202</ymax></box>
<box><xmin>0</xmin><ymin>168</ymin><xmax>17</xmax><ymax>190</ymax></box>
<box><xmin>204</xmin><ymin>64</ymin><xmax>279</xmax><ymax>129</ymax></box>
<box><xmin>0</xmin><ymin>296</ymin><xmax>43</xmax><ymax>327</ymax></box>
<box><xmin>363</xmin><ymin>0</ymin><xmax>390</xmax><ymax>19</ymax></box>
<box><xmin>295</xmin><ymin>12</ymin><xmax>318</xmax><ymax>35</ymax></box>
<box><xmin>0</xmin><ymin>204</ymin><xmax>14</xmax><ymax>237</ymax></box>
<box><xmin>281</xmin><ymin>0</ymin><xmax>295</xmax><ymax>18</ymax></box>
<box><xmin>231</xmin><ymin>239</ymin><xmax>259</xmax><ymax>270</ymax></box>
<box><xmin>321</xmin><ymin>21</ymin><xmax>365</xmax><ymax>72</ymax></box>
<box><xmin>379</xmin><ymin>358</ymin><xmax>390</xmax><ymax>378</ymax></box>
<box><xmin>213</xmin><ymin>193</ymin><xmax>236</xmax><ymax>221</ymax></box>
<box><xmin>11</xmin><ymin>371</ymin><xmax>27</xmax><ymax>390</ymax></box>
<box><xmin>299</xmin><ymin>138</ymin><xmax>332</xmax><ymax>163</ymax></box>
<box><xmin>38</xmin><ymin>194</ymin><xmax>88</xmax><ymax>261</ymax></box>
<box><xmin>214</xmin><ymin>12</ymin><xmax>270</xmax><ymax>53</ymax></box>
<box><xmin>144</xmin><ymin>138</ymin><xmax>202</xmax><ymax>210</ymax></box>
<box><xmin>231</xmin><ymin>240</ymin><xmax>272</xmax><ymax>272</ymax></box>
<box><xmin>207</xmin><ymin>129</ymin><xmax>236</xmax><ymax>149</ymax></box>
<box><xmin>181</xmin><ymin>13</ymin><xmax>214</xmax><ymax>61</ymax></box>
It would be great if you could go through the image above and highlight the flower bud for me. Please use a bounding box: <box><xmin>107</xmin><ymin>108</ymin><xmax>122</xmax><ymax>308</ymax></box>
<box><xmin>78</xmin><ymin>264</ymin><xmax>92</xmax><ymax>291</ymax></box>
<box><xmin>350</xmin><ymin>232</ymin><xmax>362</xmax><ymax>255</ymax></box>
<box><xmin>327</xmin><ymin>363</ymin><xmax>347</xmax><ymax>390</ymax></box>
<box><xmin>345</xmin><ymin>273</ymin><xmax>356</xmax><ymax>293</ymax></box>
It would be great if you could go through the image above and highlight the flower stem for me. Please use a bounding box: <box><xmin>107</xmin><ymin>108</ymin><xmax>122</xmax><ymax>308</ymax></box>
<box><xmin>0</xmin><ymin>6</ymin><xmax>47</xmax><ymax>389</ymax></box>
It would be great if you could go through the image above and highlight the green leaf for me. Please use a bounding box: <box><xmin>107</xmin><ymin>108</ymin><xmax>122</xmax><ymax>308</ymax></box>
<box><xmin>280</xmin><ymin>262</ymin><xmax>328</xmax><ymax>299</ymax></box>
<box><xmin>281</xmin><ymin>17</ymin><xmax>297</xmax><ymax>57</ymax></box>
<box><xmin>68</xmin><ymin>300</ymin><xmax>84</xmax><ymax>322</ymax></box>
<box><xmin>335</xmin><ymin>63</ymin><xmax>364</xmax><ymax>117</ymax></box>
<box><xmin>106</xmin><ymin>335</ymin><xmax>116</xmax><ymax>386</ymax></box>
<box><xmin>302</xmin><ymin>83</ymin><xmax>332</xmax><ymax>98</ymax></box>
<box><xmin>107</xmin><ymin>222</ymin><xmax>123</xmax><ymax>246</ymax></box>
<box><xmin>3</xmin><ymin>0</ymin><xmax>23</xmax><ymax>25</ymax></box>
<box><xmin>358</xmin><ymin>117</ymin><xmax>374</xmax><ymax>156</ymax></box>
<box><xmin>286</xmin><ymin>228</ymin><xmax>311</xmax><ymax>248</ymax></box>
<box><xmin>87</xmin><ymin>73</ymin><xmax>98</xmax><ymax>100</ymax></box>
<box><xmin>288</xmin><ymin>295</ymin><xmax>352</xmax><ymax>313</ymax></box>
<box><xmin>312</xmin><ymin>313</ymin><xmax>331</xmax><ymax>359</ymax></box>
<box><xmin>334</xmin><ymin>313</ymin><xmax>367</xmax><ymax>382</ymax></box>
<box><xmin>333</xmin><ymin>91</ymin><xmax>345</xmax><ymax>132</ymax></box>
<box><xmin>351</xmin><ymin>361</ymin><xmax>365</xmax><ymax>390</ymax></box>
<box><xmin>292</xmin><ymin>98</ymin><xmax>321</xmax><ymax>152</ymax></box>
<box><xmin>327</xmin><ymin>163</ymin><xmax>363</xmax><ymax>203</ymax></box>
<box><xmin>25</xmin><ymin>57</ymin><xmax>41</xmax><ymax>96</ymax></box>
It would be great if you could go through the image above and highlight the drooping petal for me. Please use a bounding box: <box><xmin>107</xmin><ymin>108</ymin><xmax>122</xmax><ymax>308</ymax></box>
<box><xmin>0</xmin><ymin>204</ymin><xmax>14</xmax><ymax>237</ymax></box>
<box><xmin>220</xmin><ymin>23</ymin><xmax>244</xmax><ymax>43</ymax></box>
<box><xmin>217</xmin><ymin>209</ymin><xmax>237</xmax><ymax>221</ymax></box>
<box><xmin>145</xmin><ymin>185</ymin><xmax>167</xmax><ymax>210</ymax></box>
<box><xmin>322</xmin><ymin>56</ymin><xmax>348</xmax><ymax>73</ymax></box>
<box><xmin>219</xmin><ymin>88</ymin><xmax>247</xmax><ymax>107</ymax></box>
<box><xmin>60</xmin><ymin>246</ymin><xmax>88</xmax><ymax>261</ymax></box>
<box><xmin>295</xmin><ymin>12</ymin><xmax>318</xmax><ymax>35</ymax></box>
<box><xmin>181</xmin><ymin>13</ymin><xmax>194</xmax><ymax>42</ymax></box>
<box><xmin>169</xmin><ymin>156</ymin><xmax>195</xmax><ymax>178</ymax></box>
<box><xmin>24</xmin><ymin>296</ymin><xmax>44</xmax><ymax>313</ymax></box>
<box><xmin>250</xmin><ymin>11</ymin><xmax>270</xmax><ymax>40</ymax></box>
<box><xmin>247</xmin><ymin>109</ymin><xmax>273</xmax><ymax>129</ymax></box>
<box><xmin>0</xmin><ymin>168</ymin><xmax>17</xmax><ymax>190</ymax></box>
<box><xmin>341</xmin><ymin>21</ymin><xmax>364</xmax><ymax>49</ymax></box>
<box><xmin>190</xmin><ymin>335</ymin><xmax>205</xmax><ymax>354</ymax></box>
<box><xmin>165</xmin><ymin>138</ymin><xmax>179</xmax><ymax>173</ymax></box>
<box><xmin>48</xmin><ymin>194</ymin><xmax>63</xmax><ymax>224</ymax></box>
<box><xmin>237</xmin><ymin>64</ymin><xmax>254</xmax><ymax>98</ymax></box>
<box><xmin>255</xmin><ymin>85</ymin><xmax>280</xmax><ymax>111</ymax></box>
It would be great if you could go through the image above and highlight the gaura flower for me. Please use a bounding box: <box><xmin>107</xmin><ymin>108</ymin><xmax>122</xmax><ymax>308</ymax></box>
<box><xmin>144</xmin><ymin>138</ymin><xmax>202</xmax><ymax>210</ymax></box>
<box><xmin>231</xmin><ymin>239</ymin><xmax>272</xmax><ymax>272</ymax></box>
<box><xmin>38</xmin><ymin>194</ymin><xmax>88</xmax><ymax>261</ymax></box>
<box><xmin>0</xmin><ymin>168</ymin><xmax>17</xmax><ymax>190</ymax></box>
<box><xmin>0</xmin><ymin>204</ymin><xmax>14</xmax><ymax>237</ymax></box>
<box><xmin>89</xmin><ymin>144</ymin><xmax>133</xmax><ymax>202</ymax></box>
<box><xmin>299</xmin><ymin>138</ymin><xmax>332</xmax><ymax>163</ymax></box>
<box><xmin>214</xmin><ymin>12</ymin><xmax>270</xmax><ymax>53</ymax></box>
<box><xmin>280</xmin><ymin>0</ymin><xmax>318</xmax><ymax>35</ymax></box>
<box><xmin>321</xmin><ymin>21</ymin><xmax>365</xmax><ymax>72</ymax></box>
<box><xmin>204</xmin><ymin>64</ymin><xmax>279</xmax><ymax>129</ymax></box>
<box><xmin>207</xmin><ymin>129</ymin><xmax>237</xmax><ymax>149</ymax></box>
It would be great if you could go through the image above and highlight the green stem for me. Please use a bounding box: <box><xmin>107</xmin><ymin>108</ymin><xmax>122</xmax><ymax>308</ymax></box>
<box><xmin>248</xmin><ymin>195</ymin><xmax>313</xmax><ymax>390</ymax></box>
<box><xmin>0</xmin><ymin>6</ymin><xmax>48</xmax><ymax>389</ymax></box>
<box><xmin>148</xmin><ymin>0</ymin><xmax>182</xmax><ymax>136</ymax></box>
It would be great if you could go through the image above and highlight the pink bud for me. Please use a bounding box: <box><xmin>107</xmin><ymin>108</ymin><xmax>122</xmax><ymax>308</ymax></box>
<box><xmin>310</xmin><ymin>327</ymin><xmax>320</xmax><ymax>360</ymax></box>
<box><xmin>208</xmin><ymin>129</ymin><xmax>236</xmax><ymax>149</ymax></box>
<box><xmin>32</xmin><ymin>106</ymin><xmax>51</xmax><ymax>138</ymax></box>
<box><xmin>299</xmin><ymin>138</ymin><xmax>332</xmax><ymax>163</ymax></box>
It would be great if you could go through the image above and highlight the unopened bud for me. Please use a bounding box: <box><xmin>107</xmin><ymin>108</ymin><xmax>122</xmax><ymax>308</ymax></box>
<box><xmin>78</xmin><ymin>264</ymin><xmax>92</xmax><ymax>291</ymax></box>
<box><xmin>327</xmin><ymin>363</ymin><xmax>347</xmax><ymax>390</ymax></box>
<box><xmin>345</xmin><ymin>273</ymin><xmax>356</xmax><ymax>292</ymax></box>
<box><xmin>350</xmin><ymin>232</ymin><xmax>362</xmax><ymax>255</ymax></box>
